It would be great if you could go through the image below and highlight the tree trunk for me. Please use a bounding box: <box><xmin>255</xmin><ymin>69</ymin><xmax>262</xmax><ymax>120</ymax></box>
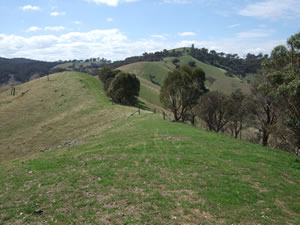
<box><xmin>262</xmin><ymin>129</ymin><xmax>269</xmax><ymax>146</ymax></box>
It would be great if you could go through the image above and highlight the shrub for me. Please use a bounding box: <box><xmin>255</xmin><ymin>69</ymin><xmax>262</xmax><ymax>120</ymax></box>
<box><xmin>108</xmin><ymin>72</ymin><xmax>140</xmax><ymax>105</ymax></box>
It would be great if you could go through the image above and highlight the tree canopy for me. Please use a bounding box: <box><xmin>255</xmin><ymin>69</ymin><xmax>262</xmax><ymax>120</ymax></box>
<box><xmin>108</xmin><ymin>72</ymin><xmax>140</xmax><ymax>105</ymax></box>
<box><xmin>257</xmin><ymin>32</ymin><xmax>300</xmax><ymax>153</ymax></box>
<box><xmin>160</xmin><ymin>65</ymin><xmax>208</xmax><ymax>122</ymax></box>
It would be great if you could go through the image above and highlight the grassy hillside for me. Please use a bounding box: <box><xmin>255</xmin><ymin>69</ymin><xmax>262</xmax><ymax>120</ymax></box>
<box><xmin>0</xmin><ymin>72</ymin><xmax>137</xmax><ymax>162</ymax></box>
<box><xmin>118</xmin><ymin>55</ymin><xmax>251</xmax><ymax>96</ymax></box>
<box><xmin>0</xmin><ymin>72</ymin><xmax>299</xmax><ymax>224</ymax></box>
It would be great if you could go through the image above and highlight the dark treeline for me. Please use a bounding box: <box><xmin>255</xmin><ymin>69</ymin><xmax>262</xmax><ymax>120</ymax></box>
<box><xmin>0</xmin><ymin>57</ymin><xmax>61</xmax><ymax>84</ymax></box>
<box><xmin>189</xmin><ymin>45</ymin><xmax>268</xmax><ymax>77</ymax></box>
<box><xmin>109</xmin><ymin>49</ymin><xmax>182</xmax><ymax>68</ymax></box>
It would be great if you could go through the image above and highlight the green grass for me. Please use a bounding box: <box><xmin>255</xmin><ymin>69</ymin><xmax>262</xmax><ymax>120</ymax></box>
<box><xmin>0</xmin><ymin>72</ymin><xmax>299</xmax><ymax>224</ymax></box>
<box><xmin>139</xmin><ymin>78</ymin><xmax>162</xmax><ymax>107</ymax></box>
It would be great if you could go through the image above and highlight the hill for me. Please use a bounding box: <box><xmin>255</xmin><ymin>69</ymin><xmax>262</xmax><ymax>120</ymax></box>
<box><xmin>0</xmin><ymin>72</ymin><xmax>137</xmax><ymax>162</ymax></box>
<box><xmin>119</xmin><ymin>55</ymin><xmax>251</xmax><ymax>94</ymax></box>
<box><xmin>118</xmin><ymin>54</ymin><xmax>251</xmax><ymax>107</ymax></box>
<box><xmin>0</xmin><ymin>57</ymin><xmax>62</xmax><ymax>85</ymax></box>
<box><xmin>0</xmin><ymin>72</ymin><xmax>299</xmax><ymax>224</ymax></box>
<box><xmin>52</xmin><ymin>58</ymin><xmax>111</xmax><ymax>75</ymax></box>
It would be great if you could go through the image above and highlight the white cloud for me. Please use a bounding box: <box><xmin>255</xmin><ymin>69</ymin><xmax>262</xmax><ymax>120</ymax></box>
<box><xmin>25</xmin><ymin>26</ymin><xmax>42</xmax><ymax>32</ymax></box>
<box><xmin>228</xmin><ymin>24</ymin><xmax>240</xmax><ymax>29</ymax></box>
<box><xmin>50</xmin><ymin>12</ymin><xmax>66</xmax><ymax>16</ymax></box>
<box><xmin>151</xmin><ymin>34</ymin><xmax>167</xmax><ymax>40</ymax></box>
<box><xmin>73</xmin><ymin>21</ymin><xmax>82</xmax><ymax>25</ymax></box>
<box><xmin>176</xmin><ymin>38</ymin><xmax>284</xmax><ymax>57</ymax></box>
<box><xmin>236</xmin><ymin>29</ymin><xmax>274</xmax><ymax>39</ymax></box>
<box><xmin>0</xmin><ymin>29</ymin><xmax>284</xmax><ymax>61</ymax></box>
<box><xmin>20</xmin><ymin>5</ymin><xmax>41</xmax><ymax>11</ymax></box>
<box><xmin>163</xmin><ymin>0</ymin><xmax>191</xmax><ymax>3</ymax></box>
<box><xmin>0</xmin><ymin>29</ymin><xmax>170</xmax><ymax>61</ymax></box>
<box><xmin>239</xmin><ymin>0</ymin><xmax>300</xmax><ymax>19</ymax></box>
<box><xmin>107</xmin><ymin>18</ymin><xmax>113</xmax><ymax>22</ymax></box>
<box><xmin>86</xmin><ymin>0</ymin><xmax>137</xmax><ymax>7</ymax></box>
<box><xmin>178</xmin><ymin>32</ymin><xmax>196</xmax><ymax>37</ymax></box>
<box><xmin>44</xmin><ymin>26</ymin><xmax>65</xmax><ymax>32</ymax></box>
<box><xmin>0</xmin><ymin>29</ymin><xmax>126</xmax><ymax>60</ymax></box>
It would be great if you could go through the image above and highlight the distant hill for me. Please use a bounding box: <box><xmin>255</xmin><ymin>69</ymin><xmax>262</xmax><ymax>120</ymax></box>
<box><xmin>117</xmin><ymin>53</ymin><xmax>252</xmax><ymax>108</ymax></box>
<box><xmin>52</xmin><ymin>58</ymin><xmax>111</xmax><ymax>75</ymax></box>
<box><xmin>0</xmin><ymin>57</ymin><xmax>62</xmax><ymax>85</ymax></box>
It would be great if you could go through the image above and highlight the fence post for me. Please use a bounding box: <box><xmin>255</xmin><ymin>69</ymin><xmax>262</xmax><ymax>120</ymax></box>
<box><xmin>163</xmin><ymin>112</ymin><xmax>166</xmax><ymax>120</ymax></box>
<box><xmin>11</xmin><ymin>87</ymin><xmax>15</xmax><ymax>96</ymax></box>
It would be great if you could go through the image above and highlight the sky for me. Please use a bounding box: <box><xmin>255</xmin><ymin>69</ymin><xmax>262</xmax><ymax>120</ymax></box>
<box><xmin>0</xmin><ymin>0</ymin><xmax>299</xmax><ymax>61</ymax></box>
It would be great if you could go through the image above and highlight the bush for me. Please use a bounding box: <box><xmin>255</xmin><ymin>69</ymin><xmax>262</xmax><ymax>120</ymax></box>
<box><xmin>108</xmin><ymin>72</ymin><xmax>140</xmax><ymax>105</ymax></box>
<box><xmin>98</xmin><ymin>67</ymin><xmax>120</xmax><ymax>91</ymax></box>
<box><xmin>188</xmin><ymin>61</ymin><xmax>196</xmax><ymax>67</ymax></box>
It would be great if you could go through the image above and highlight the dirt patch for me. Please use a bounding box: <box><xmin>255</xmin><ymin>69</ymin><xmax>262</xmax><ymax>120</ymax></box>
<box><xmin>172</xmin><ymin>208</ymin><xmax>224</xmax><ymax>224</ymax></box>
<box><xmin>276</xmin><ymin>200</ymin><xmax>294</xmax><ymax>216</ymax></box>
<box><xmin>162</xmin><ymin>189</ymin><xmax>206</xmax><ymax>205</ymax></box>
<box><xmin>285</xmin><ymin>178</ymin><xmax>296</xmax><ymax>184</ymax></box>
<box><xmin>279</xmin><ymin>170</ymin><xmax>297</xmax><ymax>184</ymax></box>
<box><xmin>253</xmin><ymin>182</ymin><xmax>268</xmax><ymax>193</ymax></box>
<box><xmin>154</xmin><ymin>135</ymin><xmax>191</xmax><ymax>142</ymax></box>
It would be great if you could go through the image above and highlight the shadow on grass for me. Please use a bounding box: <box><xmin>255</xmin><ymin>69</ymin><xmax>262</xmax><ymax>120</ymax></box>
<box><xmin>111</xmin><ymin>97</ymin><xmax>150</xmax><ymax>111</ymax></box>
<box><xmin>135</xmin><ymin>99</ymin><xmax>150</xmax><ymax>110</ymax></box>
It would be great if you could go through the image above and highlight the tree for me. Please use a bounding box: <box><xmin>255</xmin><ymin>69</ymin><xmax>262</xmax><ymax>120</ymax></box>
<box><xmin>258</xmin><ymin>32</ymin><xmax>300</xmax><ymax>153</ymax></box>
<box><xmin>160</xmin><ymin>65</ymin><xmax>207</xmax><ymax>122</ymax></box>
<box><xmin>251</xmin><ymin>75</ymin><xmax>278</xmax><ymax>146</ymax></box>
<box><xmin>98</xmin><ymin>67</ymin><xmax>120</xmax><ymax>91</ymax></box>
<box><xmin>108</xmin><ymin>72</ymin><xmax>140</xmax><ymax>105</ymax></box>
<box><xmin>196</xmin><ymin>91</ymin><xmax>231</xmax><ymax>132</ymax></box>
<box><xmin>227</xmin><ymin>89</ymin><xmax>253</xmax><ymax>139</ymax></box>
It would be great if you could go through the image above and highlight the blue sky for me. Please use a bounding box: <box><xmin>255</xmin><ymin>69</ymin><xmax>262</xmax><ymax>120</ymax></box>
<box><xmin>0</xmin><ymin>0</ymin><xmax>299</xmax><ymax>61</ymax></box>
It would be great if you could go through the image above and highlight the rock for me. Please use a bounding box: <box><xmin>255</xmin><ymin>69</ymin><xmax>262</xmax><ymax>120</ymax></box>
<box><xmin>33</xmin><ymin>209</ymin><xmax>44</xmax><ymax>215</ymax></box>
<box><xmin>40</xmin><ymin>147</ymin><xmax>47</xmax><ymax>152</ymax></box>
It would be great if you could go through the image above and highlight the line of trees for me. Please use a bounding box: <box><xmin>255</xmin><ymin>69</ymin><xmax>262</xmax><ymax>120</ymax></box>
<box><xmin>189</xmin><ymin>44</ymin><xmax>268</xmax><ymax>77</ymax></box>
<box><xmin>160</xmin><ymin>33</ymin><xmax>300</xmax><ymax>155</ymax></box>
<box><xmin>109</xmin><ymin>49</ymin><xmax>182</xmax><ymax>69</ymax></box>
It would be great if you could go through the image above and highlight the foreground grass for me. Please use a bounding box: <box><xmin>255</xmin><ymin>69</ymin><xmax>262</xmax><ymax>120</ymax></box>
<box><xmin>0</xmin><ymin>113</ymin><xmax>299</xmax><ymax>224</ymax></box>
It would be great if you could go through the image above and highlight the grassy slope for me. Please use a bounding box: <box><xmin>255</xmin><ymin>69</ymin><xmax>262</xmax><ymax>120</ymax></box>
<box><xmin>118</xmin><ymin>55</ymin><xmax>251</xmax><ymax>97</ymax></box>
<box><xmin>0</xmin><ymin>72</ymin><xmax>137</xmax><ymax>162</ymax></box>
<box><xmin>0</xmin><ymin>73</ymin><xmax>299</xmax><ymax>224</ymax></box>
